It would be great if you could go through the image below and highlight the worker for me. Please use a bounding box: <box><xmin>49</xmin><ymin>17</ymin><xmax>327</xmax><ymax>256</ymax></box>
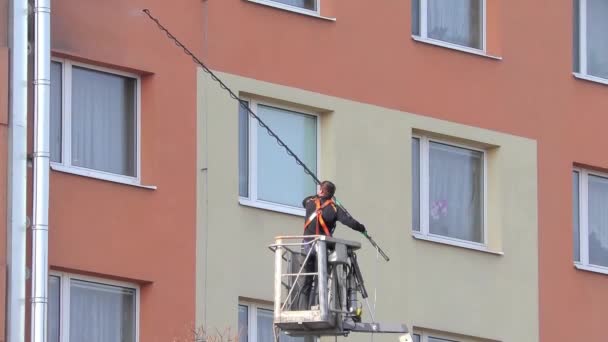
<box><xmin>302</xmin><ymin>180</ymin><xmax>367</xmax><ymax>237</ymax></box>
<box><xmin>294</xmin><ymin>180</ymin><xmax>367</xmax><ymax>309</ymax></box>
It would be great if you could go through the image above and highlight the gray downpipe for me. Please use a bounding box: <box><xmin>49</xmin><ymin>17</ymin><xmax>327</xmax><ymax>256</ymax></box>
<box><xmin>31</xmin><ymin>0</ymin><xmax>50</xmax><ymax>341</ymax></box>
<box><xmin>6</xmin><ymin>0</ymin><xmax>29</xmax><ymax>341</ymax></box>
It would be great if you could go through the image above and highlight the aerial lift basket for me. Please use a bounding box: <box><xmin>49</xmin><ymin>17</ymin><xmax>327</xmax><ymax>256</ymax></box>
<box><xmin>269</xmin><ymin>235</ymin><xmax>412</xmax><ymax>341</ymax></box>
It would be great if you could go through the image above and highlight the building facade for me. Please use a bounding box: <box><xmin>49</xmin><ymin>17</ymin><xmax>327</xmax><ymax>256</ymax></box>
<box><xmin>4</xmin><ymin>0</ymin><xmax>203</xmax><ymax>341</ymax></box>
<box><xmin>3</xmin><ymin>1</ymin><xmax>608</xmax><ymax>342</ymax></box>
<box><xmin>196</xmin><ymin>0</ymin><xmax>606</xmax><ymax>341</ymax></box>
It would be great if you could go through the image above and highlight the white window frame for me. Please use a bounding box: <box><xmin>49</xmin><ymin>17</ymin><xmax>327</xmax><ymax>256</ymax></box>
<box><xmin>246</xmin><ymin>0</ymin><xmax>324</xmax><ymax>18</ymax></box>
<box><xmin>412</xmin><ymin>135</ymin><xmax>488</xmax><ymax>251</ymax></box>
<box><xmin>50</xmin><ymin>58</ymin><xmax>143</xmax><ymax>187</ymax></box>
<box><xmin>573</xmin><ymin>167</ymin><xmax>608</xmax><ymax>275</ymax></box>
<box><xmin>239</xmin><ymin>302</ymin><xmax>268</xmax><ymax>342</ymax></box>
<box><xmin>239</xmin><ymin>302</ymin><xmax>317</xmax><ymax>342</ymax></box>
<box><xmin>412</xmin><ymin>0</ymin><xmax>487</xmax><ymax>55</ymax></box>
<box><xmin>239</xmin><ymin>98</ymin><xmax>321</xmax><ymax>217</ymax></box>
<box><xmin>573</xmin><ymin>0</ymin><xmax>608</xmax><ymax>85</ymax></box>
<box><xmin>49</xmin><ymin>271</ymin><xmax>140</xmax><ymax>342</ymax></box>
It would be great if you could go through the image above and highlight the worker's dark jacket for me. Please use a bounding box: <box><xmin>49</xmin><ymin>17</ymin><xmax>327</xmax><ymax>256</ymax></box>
<box><xmin>302</xmin><ymin>196</ymin><xmax>365</xmax><ymax>236</ymax></box>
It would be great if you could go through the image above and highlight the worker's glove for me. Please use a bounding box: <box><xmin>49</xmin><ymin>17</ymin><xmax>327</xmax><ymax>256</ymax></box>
<box><xmin>357</xmin><ymin>223</ymin><xmax>367</xmax><ymax>233</ymax></box>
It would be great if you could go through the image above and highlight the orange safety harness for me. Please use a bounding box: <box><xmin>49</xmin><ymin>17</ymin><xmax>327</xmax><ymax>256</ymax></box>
<box><xmin>304</xmin><ymin>198</ymin><xmax>337</xmax><ymax>236</ymax></box>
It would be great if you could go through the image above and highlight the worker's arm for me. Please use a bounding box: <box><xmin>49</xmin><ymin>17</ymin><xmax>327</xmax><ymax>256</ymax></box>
<box><xmin>336</xmin><ymin>206</ymin><xmax>366</xmax><ymax>233</ymax></box>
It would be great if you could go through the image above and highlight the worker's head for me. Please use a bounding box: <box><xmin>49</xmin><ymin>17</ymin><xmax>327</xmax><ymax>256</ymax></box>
<box><xmin>318</xmin><ymin>180</ymin><xmax>336</xmax><ymax>199</ymax></box>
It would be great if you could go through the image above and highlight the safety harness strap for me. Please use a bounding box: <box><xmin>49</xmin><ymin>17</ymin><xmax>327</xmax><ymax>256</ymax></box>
<box><xmin>304</xmin><ymin>198</ymin><xmax>336</xmax><ymax>236</ymax></box>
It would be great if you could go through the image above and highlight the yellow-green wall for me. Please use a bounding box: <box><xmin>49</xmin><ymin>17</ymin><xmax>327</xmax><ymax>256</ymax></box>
<box><xmin>196</xmin><ymin>69</ymin><xmax>538</xmax><ymax>342</ymax></box>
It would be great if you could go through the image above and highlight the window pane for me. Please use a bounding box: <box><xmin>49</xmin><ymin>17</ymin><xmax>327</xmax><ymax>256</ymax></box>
<box><xmin>412</xmin><ymin>0</ymin><xmax>421</xmax><ymax>36</ymax></box>
<box><xmin>429</xmin><ymin>337</ymin><xmax>458</xmax><ymax>342</ymax></box>
<box><xmin>71</xmin><ymin>67</ymin><xmax>137</xmax><ymax>176</ymax></box>
<box><xmin>428</xmin><ymin>0</ymin><xmax>483</xmax><ymax>49</ymax></box>
<box><xmin>239</xmin><ymin>102</ymin><xmax>250</xmax><ymax>197</ymax></box>
<box><xmin>280</xmin><ymin>332</ymin><xmax>313</xmax><ymax>342</ymax></box>
<box><xmin>573</xmin><ymin>0</ymin><xmax>580</xmax><ymax>72</ymax></box>
<box><xmin>587</xmin><ymin>0</ymin><xmax>608</xmax><ymax>78</ymax></box>
<box><xmin>413</xmin><ymin>334</ymin><xmax>421</xmax><ymax>342</ymax></box>
<box><xmin>238</xmin><ymin>305</ymin><xmax>249</xmax><ymax>342</ymax></box>
<box><xmin>251</xmin><ymin>307</ymin><xmax>310</xmax><ymax>342</ymax></box>
<box><xmin>271</xmin><ymin>0</ymin><xmax>316</xmax><ymax>11</ymax></box>
<box><xmin>588</xmin><ymin>175</ymin><xmax>608</xmax><ymax>267</ymax></box>
<box><xmin>257</xmin><ymin>308</ymin><xmax>274</xmax><ymax>342</ymax></box>
<box><xmin>412</xmin><ymin>138</ymin><xmax>421</xmax><ymax>231</ymax></box>
<box><xmin>573</xmin><ymin>171</ymin><xmax>580</xmax><ymax>262</ymax></box>
<box><xmin>50</xmin><ymin>62</ymin><xmax>62</xmax><ymax>163</ymax></box>
<box><xmin>48</xmin><ymin>276</ymin><xmax>60</xmax><ymax>342</ymax></box>
<box><xmin>69</xmin><ymin>279</ymin><xmax>136</xmax><ymax>342</ymax></box>
<box><xmin>257</xmin><ymin>105</ymin><xmax>317</xmax><ymax>207</ymax></box>
<box><xmin>429</xmin><ymin>142</ymin><xmax>483</xmax><ymax>243</ymax></box>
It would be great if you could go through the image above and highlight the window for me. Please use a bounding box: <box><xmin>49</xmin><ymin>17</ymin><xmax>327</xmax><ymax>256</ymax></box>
<box><xmin>414</xmin><ymin>333</ymin><xmax>459</xmax><ymax>342</ymax></box>
<box><xmin>50</xmin><ymin>59</ymin><xmax>141</xmax><ymax>185</ymax></box>
<box><xmin>574</xmin><ymin>0</ymin><xmax>608</xmax><ymax>81</ymax></box>
<box><xmin>239</xmin><ymin>100</ymin><xmax>319</xmax><ymax>215</ymax></box>
<box><xmin>412</xmin><ymin>0</ymin><xmax>485</xmax><ymax>50</ymax></box>
<box><xmin>412</xmin><ymin>136</ymin><xmax>486</xmax><ymax>247</ymax></box>
<box><xmin>428</xmin><ymin>337</ymin><xmax>458</xmax><ymax>342</ymax></box>
<box><xmin>49</xmin><ymin>272</ymin><xmax>138</xmax><ymax>342</ymax></box>
<box><xmin>268</xmin><ymin>0</ymin><xmax>317</xmax><ymax>11</ymax></box>
<box><xmin>238</xmin><ymin>303</ymin><xmax>314</xmax><ymax>342</ymax></box>
<box><xmin>573</xmin><ymin>168</ymin><xmax>608</xmax><ymax>273</ymax></box>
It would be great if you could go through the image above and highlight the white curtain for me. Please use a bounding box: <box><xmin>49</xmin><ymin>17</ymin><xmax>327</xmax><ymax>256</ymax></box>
<box><xmin>573</xmin><ymin>171</ymin><xmax>580</xmax><ymax>262</ymax></box>
<box><xmin>429</xmin><ymin>142</ymin><xmax>483</xmax><ymax>243</ymax></box>
<box><xmin>238</xmin><ymin>305</ymin><xmax>249</xmax><ymax>342</ymax></box>
<box><xmin>412</xmin><ymin>138</ymin><xmax>421</xmax><ymax>231</ymax></box>
<box><xmin>257</xmin><ymin>105</ymin><xmax>317</xmax><ymax>207</ymax></box>
<box><xmin>239</xmin><ymin>103</ymin><xmax>250</xmax><ymax>197</ymax></box>
<box><xmin>256</xmin><ymin>308</ymin><xmax>275</xmax><ymax>342</ymax></box>
<box><xmin>412</xmin><ymin>0</ymin><xmax>421</xmax><ymax>35</ymax></box>
<box><xmin>428</xmin><ymin>0</ymin><xmax>482</xmax><ymax>49</ymax></box>
<box><xmin>588</xmin><ymin>175</ymin><xmax>608</xmax><ymax>267</ymax></box>
<box><xmin>48</xmin><ymin>276</ymin><xmax>61</xmax><ymax>342</ymax></box>
<box><xmin>71</xmin><ymin>66</ymin><xmax>136</xmax><ymax>176</ymax></box>
<box><xmin>50</xmin><ymin>62</ymin><xmax>63</xmax><ymax>163</ymax></box>
<box><xmin>272</xmin><ymin>0</ymin><xmax>316</xmax><ymax>10</ymax></box>
<box><xmin>69</xmin><ymin>279</ymin><xmax>136</xmax><ymax>342</ymax></box>
<box><xmin>587</xmin><ymin>0</ymin><xmax>608</xmax><ymax>78</ymax></box>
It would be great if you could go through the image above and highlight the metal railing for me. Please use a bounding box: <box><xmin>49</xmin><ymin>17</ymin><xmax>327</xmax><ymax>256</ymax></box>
<box><xmin>269</xmin><ymin>235</ymin><xmax>411</xmax><ymax>341</ymax></box>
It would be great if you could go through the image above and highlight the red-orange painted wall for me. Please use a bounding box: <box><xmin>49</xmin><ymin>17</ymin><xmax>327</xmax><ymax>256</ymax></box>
<box><xmin>200</xmin><ymin>1</ymin><xmax>608</xmax><ymax>341</ymax></box>
<box><xmin>44</xmin><ymin>1</ymin><xmax>200</xmax><ymax>341</ymax></box>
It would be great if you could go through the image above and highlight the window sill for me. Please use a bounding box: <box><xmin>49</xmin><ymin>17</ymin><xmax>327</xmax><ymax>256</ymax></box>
<box><xmin>50</xmin><ymin>164</ymin><xmax>157</xmax><ymax>190</ymax></box>
<box><xmin>574</xmin><ymin>263</ymin><xmax>608</xmax><ymax>276</ymax></box>
<box><xmin>239</xmin><ymin>198</ymin><xmax>306</xmax><ymax>217</ymax></box>
<box><xmin>573</xmin><ymin>72</ymin><xmax>608</xmax><ymax>87</ymax></box>
<box><xmin>245</xmin><ymin>0</ymin><xmax>336</xmax><ymax>21</ymax></box>
<box><xmin>412</xmin><ymin>232</ymin><xmax>503</xmax><ymax>256</ymax></box>
<box><xmin>411</xmin><ymin>36</ymin><xmax>502</xmax><ymax>60</ymax></box>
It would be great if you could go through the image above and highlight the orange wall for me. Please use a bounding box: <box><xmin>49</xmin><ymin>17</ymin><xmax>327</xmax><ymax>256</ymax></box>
<box><xmin>45</xmin><ymin>0</ymin><xmax>202</xmax><ymax>341</ymax></box>
<box><xmin>201</xmin><ymin>1</ymin><xmax>608</xmax><ymax>341</ymax></box>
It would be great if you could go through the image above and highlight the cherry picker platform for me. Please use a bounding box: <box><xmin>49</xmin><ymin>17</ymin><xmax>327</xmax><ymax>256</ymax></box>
<box><xmin>269</xmin><ymin>235</ymin><xmax>412</xmax><ymax>341</ymax></box>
